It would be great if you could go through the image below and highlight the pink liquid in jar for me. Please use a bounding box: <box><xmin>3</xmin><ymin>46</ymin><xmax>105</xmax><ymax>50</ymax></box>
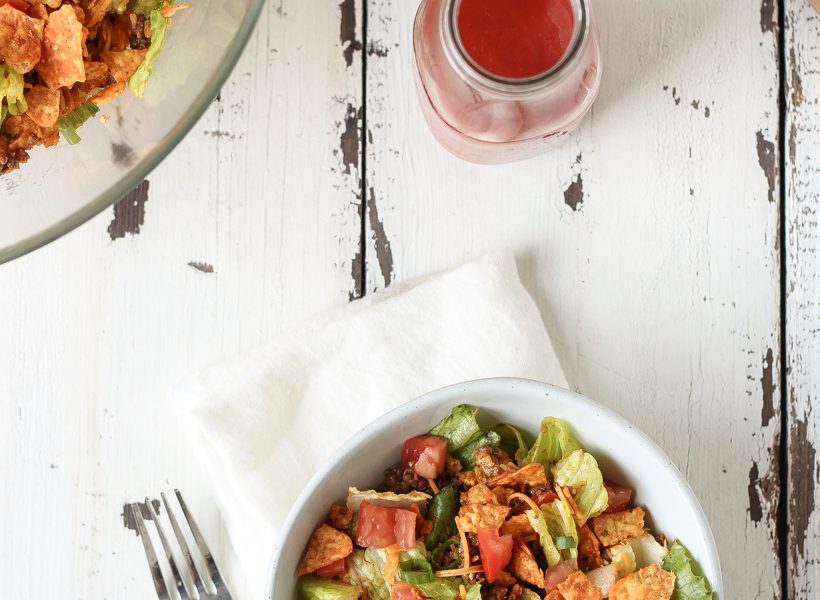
<box><xmin>413</xmin><ymin>0</ymin><xmax>601</xmax><ymax>164</ymax></box>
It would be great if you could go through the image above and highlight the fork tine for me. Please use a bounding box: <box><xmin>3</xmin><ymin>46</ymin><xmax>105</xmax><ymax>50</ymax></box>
<box><xmin>174</xmin><ymin>489</ymin><xmax>227</xmax><ymax>591</ymax></box>
<box><xmin>131</xmin><ymin>503</ymin><xmax>172</xmax><ymax>600</ymax></box>
<box><xmin>162</xmin><ymin>491</ymin><xmax>211</xmax><ymax>596</ymax></box>
<box><xmin>147</xmin><ymin>497</ymin><xmax>199</xmax><ymax>600</ymax></box>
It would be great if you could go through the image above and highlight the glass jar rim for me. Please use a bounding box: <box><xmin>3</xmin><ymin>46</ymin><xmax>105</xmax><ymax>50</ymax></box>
<box><xmin>444</xmin><ymin>0</ymin><xmax>589</xmax><ymax>93</ymax></box>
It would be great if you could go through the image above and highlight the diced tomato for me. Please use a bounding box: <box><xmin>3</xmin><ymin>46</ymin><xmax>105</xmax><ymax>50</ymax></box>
<box><xmin>476</xmin><ymin>527</ymin><xmax>513</xmax><ymax>583</ymax></box>
<box><xmin>357</xmin><ymin>502</ymin><xmax>399</xmax><ymax>548</ymax></box>
<box><xmin>544</xmin><ymin>558</ymin><xmax>578</xmax><ymax>592</ymax></box>
<box><xmin>0</xmin><ymin>0</ymin><xmax>29</xmax><ymax>11</ymax></box>
<box><xmin>315</xmin><ymin>558</ymin><xmax>346</xmax><ymax>578</ymax></box>
<box><xmin>393</xmin><ymin>508</ymin><xmax>418</xmax><ymax>549</ymax></box>
<box><xmin>356</xmin><ymin>502</ymin><xmax>417</xmax><ymax>549</ymax></box>
<box><xmin>603</xmin><ymin>481</ymin><xmax>633</xmax><ymax>513</ymax></box>
<box><xmin>391</xmin><ymin>582</ymin><xmax>428</xmax><ymax>600</ymax></box>
<box><xmin>401</xmin><ymin>435</ymin><xmax>449</xmax><ymax>479</ymax></box>
<box><xmin>530</xmin><ymin>489</ymin><xmax>559</xmax><ymax>506</ymax></box>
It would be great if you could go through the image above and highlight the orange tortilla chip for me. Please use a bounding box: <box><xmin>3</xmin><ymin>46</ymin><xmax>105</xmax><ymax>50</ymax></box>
<box><xmin>328</xmin><ymin>503</ymin><xmax>353</xmax><ymax>530</ymax></box>
<box><xmin>91</xmin><ymin>81</ymin><xmax>126</xmax><ymax>105</ymax></box>
<box><xmin>546</xmin><ymin>591</ymin><xmax>566</xmax><ymax>600</ymax></box>
<box><xmin>608</xmin><ymin>564</ymin><xmax>675</xmax><ymax>600</ymax></box>
<box><xmin>591</xmin><ymin>507</ymin><xmax>645</xmax><ymax>547</ymax></box>
<box><xmin>296</xmin><ymin>524</ymin><xmax>353</xmax><ymax>576</ymax></box>
<box><xmin>577</xmin><ymin>524</ymin><xmax>603</xmax><ymax>571</ymax></box>
<box><xmin>83</xmin><ymin>61</ymin><xmax>113</xmax><ymax>88</ymax></box>
<box><xmin>81</xmin><ymin>0</ymin><xmax>110</xmax><ymax>28</ymax></box>
<box><xmin>24</xmin><ymin>85</ymin><xmax>61</xmax><ymax>128</ymax></box>
<box><xmin>0</xmin><ymin>5</ymin><xmax>44</xmax><ymax>73</ymax></box>
<box><xmin>556</xmin><ymin>570</ymin><xmax>602</xmax><ymax>600</ymax></box>
<box><xmin>510</xmin><ymin>540</ymin><xmax>545</xmax><ymax>589</ymax></box>
<box><xmin>37</xmin><ymin>5</ymin><xmax>86</xmax><ymax>90</ymax></box>
<box><xmin>455</xmin><ymin>501</ymin><xmax>510</xmax><ymax>534</ymax></box>
<box><xmin>500</xmin><ymin>514</ymin><xmax>536</xmax><ymax>538</ymax></box>
<box><xmin>99</xmin><ymin>49</ymin><xmax>148</xmax><ymax>83</ymax></box>
<box><xmin>489</xmin><ymin>462</ymin><xmax>549</xmax><ymax>488</ymax></box>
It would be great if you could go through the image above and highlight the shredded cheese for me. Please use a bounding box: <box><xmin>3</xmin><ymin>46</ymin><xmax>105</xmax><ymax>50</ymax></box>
<box><xmin>383</xmin><ymin>545</ymin><xmax>401</xmax><ymax>584</ymax></box>
<box><xmin>457</xmin><ymin>522</ymin><xmax>470</xmax><ymax>569</ymax></box>
<box><xmin>427</xmin><ymin>478</ymin><xmax>440</xmax><ymax>495</ymax></box>
<box><xmin>557</xmin><ymin>486</ymin><xmax>584</xmax><ymax>521</ymax></box>
<box><xmin>434</xmin><ymin>565</ymin><xmax>484</xmax><ymax>578</ymax></box>
<box><xmin>459</xmin><ymin>584</ymin><xmax>467</xmax><ymax>599</ymax></box>
<box><xmin>508</xmin><ymin>492</ymin><xmax>542</xmax><ymax>514</ymax></box>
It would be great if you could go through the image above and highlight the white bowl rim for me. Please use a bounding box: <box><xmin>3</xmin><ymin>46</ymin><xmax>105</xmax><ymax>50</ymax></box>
<box><xmin>266</xmin><ymin>377</ymin><xmax>723</xmax><ymax>597</ymax></box>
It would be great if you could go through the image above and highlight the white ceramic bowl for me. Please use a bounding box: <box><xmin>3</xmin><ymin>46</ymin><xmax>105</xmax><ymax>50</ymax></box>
<box><xmin>267</xmin><ymin>378</ymin><xmax>722</xmax><ymax>598</ymax></box>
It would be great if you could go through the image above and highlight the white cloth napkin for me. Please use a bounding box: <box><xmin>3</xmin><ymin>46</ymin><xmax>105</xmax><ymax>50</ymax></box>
<box><xmin>176</xmin><ymin>252</ymin><xmax>567</xmax><ymax>598</ymax></box>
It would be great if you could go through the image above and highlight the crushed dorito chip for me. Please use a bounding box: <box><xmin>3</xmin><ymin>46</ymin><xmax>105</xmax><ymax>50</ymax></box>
<box><xmin>99</xmin><ymin>49</ymin><xmax>148</xmax><ymax>83</ymax></box>
<box><xmin>591</xmin><ymin>507</ymin><xmax>645</xmax><ymax>547</ymax></box>
<box><xmin>0</xmin><ymin>5</ymin><xmax>44</xmax><ymax>73</ymax></box>
<box><xmin>296</xmin><ymin>524</ymin><xmax>353</xmax><ymax>576</ymax></box>
<box><xmin>328</xmin><ymin>503</ymin><xmax>353</xmax><ymax>530</ymax></box>
<box><xmin>500</xmin><ymin>513</ymin><xmax>536</xmax><ymax>538</ymax></box>
<box><xmin>91</xmin><ymin>81</ymin><xmax>126</xmax><ymax>105</ymax></box>
<box><xmin>546</xmin><ymin>591</ymin><xmax>566</xmax><ymax>600</ymax></box>
<box><xmin>489</xmin><ymin>461</ymin><xmax>548</xmax><ymax>488</ymax></box>
<box><xmin>510</xmin><ymin>540</ymin><xmax>545</xmax><ymax>589</ymax></box>
<box><xmin>494</xmin><ymin>571</ymin><xmax>517</xmax><ymax>587</ymax></box>
<box><xmin>577</xmin><ymin>524</ymin><xmax>604</xmax><ymax>571</ymax></box>
<box><xmin>608</xmin><ymin>564</ymin><xmax>675</xmax><ymax>600</ymax></box>
<box><xmin>556</xmin><ymin>570</ymin><xmax>602</xmax><ymax>600</ymax></box>
<box><xmin>455</xmin><ymin>500</ymin><xmax>510</xmax><ymax>533</ymax></box>
<box><xmin>37</xmin><ymin>5</ymin><xmax>86</xmax><ymax>89</ymax></box>
<box><xmin>23</xmin><ymin>86</ymin><xmax>61</xmax><ymax>128</ymax></box>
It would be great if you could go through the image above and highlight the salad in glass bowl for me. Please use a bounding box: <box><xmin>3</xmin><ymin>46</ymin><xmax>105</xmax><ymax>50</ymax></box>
<box><xmin>295</xmin><ymin>405</ymin><xmax>715</xmax><ymax>600</ymax></box>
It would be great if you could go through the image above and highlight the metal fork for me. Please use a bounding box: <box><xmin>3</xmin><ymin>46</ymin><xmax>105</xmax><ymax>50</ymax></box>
<box><xmin>128</xmin><ymin>490</ymin><xmax>232</xmax><ymax>600</ymax></box>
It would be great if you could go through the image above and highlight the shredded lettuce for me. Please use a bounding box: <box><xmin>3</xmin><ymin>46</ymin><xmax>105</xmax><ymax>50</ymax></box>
<box><xmin>129</xmin><ymin>8</ymin><xmax>169</xmax><ymax>98</ymax></box>
<box><xmin>346</xmin><ymin>487</ymin><xmax>430</xmax><ymax>512</ymax></box>
<box><xmin>127</xmin><ymin>0</ymin><xmax>164</xmax><ymax>14</ymax></box>
<box><xmin>299</xmin><ymin>575</ymin><xmax>362</xmax><ymax>600</ymax></box>
<box><xmin>492</xmin><ymin>422</ymin><xmax>531</xmax><ymax>465</ymax></box>
<box><xmin>526</xmin><ymin>508</ymin><xmax>561</xmax><ymax>567</ymax></box>
<box><xmin>57</xmin><ymin>101</ymin><xmax>100</xmax><ymax>145</ymax></box>
<box><xmin>429</xmin><ymin>405</ymin><xmax>481</xmax><ymax>452</ymax></box>
<box><xmin>518</xmin><ymin>590</ymin><xmax>540</xmax><ymax>600</ymax></box>
<box><xmin>425</xmin><ymin>486</ymin><xmax>458</xmax><ymax>551</ymax></box>
<box><xmin>661</xmin><ymin>541</ymin><xmax>714</xmax><ymax>600</ymax></box>
<box><xmin>464</xmin><ymin>584</ymin><xmax>482</xmax><ymax>600</ymax></box>
<box><xmin>552</xmin><ymin>449</ymin><xmax>608</xmax><ymax>524</ymax></box>
<box><xmin>542</xmin><ymin>498</ymin><xmax>578</xmax><ymax>559</ymax></box>
<box><xmin>626</xmin><ymin>533</ymin><xmax>669</xmax><ymax>568</ymax></box>
<box><xmin>0</xmin><ymin>65</ymin><xmax>27</xmax><ymax>127</ymax></box>
<box><xmin>347</xmin><ymin>548</ymin><xmax>390</xmax><ymax>600</ymax></box>
<box><xmin>522</xmin><ymin>417</ymin><xmax>582</xmax><ymax>468</ymax></box>
<box><xmin>609</xmin><ymin>542</ymin><xmax>637</xmax><ymax>577</ymax></box>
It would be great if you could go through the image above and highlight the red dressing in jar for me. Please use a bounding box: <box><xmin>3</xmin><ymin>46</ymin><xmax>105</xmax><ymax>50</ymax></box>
<box><xmin>456</xmin><ymin>0</ymin><xmax>576</xmax><ymax>79</ymax></box>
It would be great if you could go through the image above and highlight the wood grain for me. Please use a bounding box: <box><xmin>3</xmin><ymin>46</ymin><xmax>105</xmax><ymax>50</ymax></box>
<box><xmin>785</xmin><ymin>1</ymin><xmax>820</xmax><ymax>597</ymax></box>
<box><xmin>366</xmin><ymin>0</ymin><xmax>782</xmax><ymax>597</ymax></box>
<box><xmin>0</xmin><ymin>1</ymin><xmax>363</xmax><ymax>598</ymax></box>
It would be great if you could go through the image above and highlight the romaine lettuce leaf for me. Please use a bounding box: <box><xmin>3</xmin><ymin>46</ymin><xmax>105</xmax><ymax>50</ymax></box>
<box><xmin>464</xmin><ymin>584</ymin><xmax>482</xmax><ymax>600</ymax></box>
<box><xmin>526</xmin><ymin>509</ymin><xmax>561</xmax><ymax>567</ymax></box>
<box><xmin>425</xmin><ymin>486</ymin><xmax>458</xmax><ymax>551</ymax></box>
<box><xmin>492</xmin><ymin>422</ymin><xmax>530</xmax><ymax>465</ymax></box>
<box><xmin>429</xmin><ymin>405</ymin><xmax>481</xmax><ymax>451</ymax></box>
<box><xmin>609</xmin><ymin>542</ymin><xmax>637</xmax><ymax>576</ymax></box>
<box><xmin>522</xmin><ymin>417</ymin><xmax>581</xmax><ymax>468</ymax></box>
<box><xmin>661</xmin><ymin>541</ymin><xmax>714</xmax><ymax>600</ymax></box>
<box><xmin>129</xmin><ymin>9</ymin><xmax>169</xmax><ymax>98</ymax></box>
<box><xmin>127</xmin><ymin>0</ymin><xmax>164</xmax><ymax>15</ymax></box>
<box><xmin>626</xmin><ymin>533</ymin><xmax>668</xmax><ymax>568</ymax></box>
<box><xmin>542</xmin><ymin>498</ymin><xmax>578</xmax><ymax>559</ymax></box>
<box><xmin>299</xmin><ymin>575</ymin><xmax>363</xmax><ymax>600</ymax></box>
<box><xmin>518</xmin><ymin>590</ymin><xmax>540</xmax><ymax>600</ymax></box>
<box><xmin>552</xmin><ymin>449</ymin><xmax>608</xmax><ymax>524</ymax></box>
<box><xmin>415</xmin><ymin>579</ymin><xmax>460</xmax><ymax>598</ymax></box>
<box><xmin>347</xmin><ymin>548</ymin><xmax>390</xmax><ymax>600</ymax></box>
<box><xmin>454</xmin><ymin>430</ymin><xmax>501</xmax><ymax>469</ymax></box>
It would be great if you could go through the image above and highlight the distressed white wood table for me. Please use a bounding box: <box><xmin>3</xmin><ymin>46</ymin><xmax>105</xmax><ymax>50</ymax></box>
<box><xmin>1</xmin><ymin>0</ymin><xmax>818</xmax><ymax>598</ymax></box>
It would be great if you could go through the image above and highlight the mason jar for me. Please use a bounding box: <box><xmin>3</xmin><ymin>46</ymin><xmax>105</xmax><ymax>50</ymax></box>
<box><xmin>413</xmin><ymin>0</ymin><xmax>602</xmax><ymax>164</ymax></box>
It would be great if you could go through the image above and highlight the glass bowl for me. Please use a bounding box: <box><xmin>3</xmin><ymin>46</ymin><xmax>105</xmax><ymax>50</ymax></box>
<box><xmin>0</xmin><ymin>0</ymin><xmax>265</xmax><ymax>264</ymax></box>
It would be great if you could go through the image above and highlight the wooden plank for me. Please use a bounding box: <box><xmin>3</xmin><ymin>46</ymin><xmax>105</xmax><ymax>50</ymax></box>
<box><xmin>785</xmin><ymin>1</ymin><xmax>820</xmax><ymax>597</ymax></box>
<box><xmin>366</xmin><ymin>0</ymin><xmax>782</xmax><ymax>596</ymax></box>
<box><xmin>0</xmin><ymin>1</ymin><xmax>363</xmax><ymax>598</ymax></box>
